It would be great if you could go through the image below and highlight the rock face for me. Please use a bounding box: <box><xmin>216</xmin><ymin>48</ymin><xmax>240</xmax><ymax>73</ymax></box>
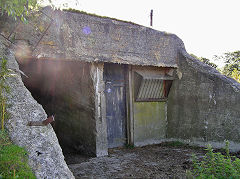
<box><xmin>0</xmin><ymin>36</ymin><xmax>74</xmax><ymax>178</ymax></box>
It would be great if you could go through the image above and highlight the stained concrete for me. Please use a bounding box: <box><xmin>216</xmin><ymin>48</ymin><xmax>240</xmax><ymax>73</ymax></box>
<box><xmin>132</xmin><ymin>66</ymin><xmax>170</xmax><ymax>146</ymax></box>
<box><xmin>167</xmin><ymin>51</ymin><xmax>240</xmax><ymax>151</ymax></box>
<box><xmin>90</xmin><ymin>63</ymin><xmax>108</xmax><ymax>156</ymax></box>
<box><xmin>0</xmin><ymin>7</ymin><xmax>181</xmax><ymax>67</ymax></box>
<box><xmin>18</xmin><ymin>58</ymin><xmax>98</xmax><ymax>155</ymax></box>
<box><xmin>0</xmin><ymin>4</ymin><xmax>240</xmax><ymax>161</ymax></box>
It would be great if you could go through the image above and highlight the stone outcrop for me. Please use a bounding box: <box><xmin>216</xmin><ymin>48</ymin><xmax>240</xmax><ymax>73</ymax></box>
<box><xmin>0</xmin><ymin>36</ymin><xmax>74</xmax><ymax>178</ymax></box>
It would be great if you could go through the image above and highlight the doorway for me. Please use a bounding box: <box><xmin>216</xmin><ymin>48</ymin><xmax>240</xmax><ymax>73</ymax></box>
<box><xmin>104</xmin><ymin>63</ymin><xmax>127</xmax><ymax>148</ymax></box>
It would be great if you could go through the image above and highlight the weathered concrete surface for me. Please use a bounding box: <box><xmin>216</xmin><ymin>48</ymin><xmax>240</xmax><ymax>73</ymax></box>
<box><xmin>132</xmin><ymin>66</ymin><xmax>171</xmax><ymax>146</ymax></box>
<box><xmin>19</xmin><ymin>59</ymin><xmax>96</xmax><ymax>155</ymax></box>
<box><xmin>19</xmin><ymin>59</ymin><xmax>97</xmax><ymax>155</ymax></box>
<box><xmin>1</xmin><ymin>5</ymin><xmax>240</xmax><ymax>154</ymax></box>
<box><xmin>90</xmin><ymin>63</ymin><xmax>108</xmax><ymax>156</ymax></box>
<box><xmin>0</xmin><ymin>7</ymin><xmax>181</xmax><ymax>67</ymax></box>
<box><xmin>18</xmin><ymin>57</ymin><xmax>108</xmax><ymax>156</ymax></box>
<box><xmin>167</xmin><ymin>49</ymin><xmax>240</xmax><ymax>151</ymax></box>
<box><xmin>0</xmin><ymin>36</ymin><xmax>74</xmax><ymax>178</ymax></box>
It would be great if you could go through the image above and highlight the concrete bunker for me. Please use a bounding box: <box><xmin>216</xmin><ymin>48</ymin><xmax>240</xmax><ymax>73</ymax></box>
<box><xmin>18</xmin><ymin>57</ymin><xmax>175</xmax><ymax>156</ymax></box>
<box><xmin>1</xmin><ymin>6</ymin><xmax>239</xmax><ymax>158</ymax></box>
<box><xmin>19</xmin><ymin>58</ymin><xmax>97</xmax><ymax>155</ymax></box>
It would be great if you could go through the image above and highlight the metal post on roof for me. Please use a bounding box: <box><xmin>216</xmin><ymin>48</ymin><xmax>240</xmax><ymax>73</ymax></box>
<box><xmin>150</xmin><ymin>9</ymin><xmax>153</xmax><ymax>26</ymax></box>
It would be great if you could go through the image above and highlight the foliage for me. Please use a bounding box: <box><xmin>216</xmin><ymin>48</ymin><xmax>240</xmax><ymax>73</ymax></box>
<box><xmin>0</xmin><ymin>0</ymin><xmax>39</xmax><ymax>21</ymax></box>
<box><xmin>200</xmin><ymin>57</ymin><xmax>217</xmax><ymax>69</ymax></box>
<box><xmin>125</xmin><ymin>143</ymin><xmax>134</xmax><ymax>149</ymax></box>
<box><xmin>0</xmin><ymin>130</ymin><xmax>36</xmax><ymax>178</ymax></box>
<box><xmin>215</xmin><ymin>51</ymin><xmax>240</xmax><ymax>83</ymax></box>
<box><xmin>231</xmin><ymin>68</ymin><xmax>240</xmax><ymax>82</ymax></box>
<box><xmin>187</xmin><ymin>141</ymin><xmax>240</xmax><ymax>178</ymax></box>
<box><xmin>190</xmin><ymin>54</ymin><xmax>218</xmax><ymax>69</ymax></box>
<box><xmin>0</xmin><ymin>57</ymin><xmax>14</xmax><ymax>130</ymax></box>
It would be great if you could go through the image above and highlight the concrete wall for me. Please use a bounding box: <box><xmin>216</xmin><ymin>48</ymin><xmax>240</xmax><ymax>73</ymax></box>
<box><xmin>167</xmin><ymin>51</ymin><xmax>240</xmax><ymax>151</ymax></box>
<box><xmin>0</xmin><ymin>7</ymin><xmax>181</xmax><ymax>67</ymax></box>
<box><xmin>134</xmin><ymin>102</ymin><xmax>166</xmax><ymax>146</ymax></box>
<box><xmin>90</xmin><ymin>63</ymin><xmax>108</xmax><ymax>156</ymax></box>
<box><xmin>19</xmin><ymin>59</ymin><xmax>97</xmax><ymax>155</ymax></box>
<box><xmin>131</xmin><ymin>66</ymin><xmax>169</xmax><ymax>146</ymax></box>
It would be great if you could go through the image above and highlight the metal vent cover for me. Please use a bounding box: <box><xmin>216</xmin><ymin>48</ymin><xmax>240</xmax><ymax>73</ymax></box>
<box><xmin>134</xmin><ymin>71</ymin><xmax>173</xmax><ymax>102</ymax></box>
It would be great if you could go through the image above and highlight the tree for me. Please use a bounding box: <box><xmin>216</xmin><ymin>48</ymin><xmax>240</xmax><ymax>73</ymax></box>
<box><xmin>0</xmin><ymin>0</ymin><xmax>79</xmax><ymax>22</ymax></box>
<box><xmin>0</xmin><ymin>0</ymin><xmax>39</xmax><ymax>21</ymax></box>
<box><xmin>214</xmin><ymin>51</ymin><xmax>240</xmax><ymax>83</ymax></box>
<box><xmin>200</xmin><ymin>57</ymin><xmax>217</xmax><ymax>69</ymax></box>
<box><xmin>190</xmin><ymin>54</ymin><xmax>218</xmax><ymax>69</ymax></box>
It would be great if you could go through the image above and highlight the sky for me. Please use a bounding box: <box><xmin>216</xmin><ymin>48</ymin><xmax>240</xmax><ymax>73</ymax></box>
<box><xmin>43</xmin><ymin>0</ymin><xmax>240</xmax><ymax>67</ymax></box>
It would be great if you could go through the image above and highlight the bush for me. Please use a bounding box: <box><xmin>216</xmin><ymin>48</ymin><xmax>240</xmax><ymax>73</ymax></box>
<box><xmin>187</xmin><ymin>141</ymin><xmax>240</xmax><ymax>178</ymax></box>
<box><xmin>0</xmin><ymin>130</ymin><xmax>36</xmax><ymax>178</ymax></box>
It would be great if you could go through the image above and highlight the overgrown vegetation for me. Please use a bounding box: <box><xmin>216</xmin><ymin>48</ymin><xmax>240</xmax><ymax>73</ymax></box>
<box><xmin>0</xmin><ymin>57</ymin><xmax>14</xmax><ymax>130</ymax></box>
<box><xmin>0</xmin><ymin>130</ymin><xmax>36</xmax><ymax>178</ymax></box>
<box><xmin>187</xmin><ymin>141</ymin><xmax>240</xmax><ymax>178</ymax></box>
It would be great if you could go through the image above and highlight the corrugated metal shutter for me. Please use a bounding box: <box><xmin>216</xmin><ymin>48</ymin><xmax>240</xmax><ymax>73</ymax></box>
<box><xmin>134</xmin><ymin>71</ymin><xmax>173</xmax><ymax>102</ymax></box>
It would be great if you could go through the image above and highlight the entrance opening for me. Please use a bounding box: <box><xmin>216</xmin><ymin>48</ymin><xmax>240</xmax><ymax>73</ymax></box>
<box><xmin>18</xmin><ymin>58</ymin><xmax>96</xmax><ymax>156</ymax></box>
<box><xmin>104</xmin><ymin>63</ymin><xmax>127</xmax><ymax>148</ymax></box>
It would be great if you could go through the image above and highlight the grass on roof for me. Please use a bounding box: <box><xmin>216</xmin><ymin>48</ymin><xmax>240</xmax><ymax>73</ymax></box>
<box><xmin>63</xmin><ymin>8</ymin><xmax>139</xmax><ymax>26</ymax></box>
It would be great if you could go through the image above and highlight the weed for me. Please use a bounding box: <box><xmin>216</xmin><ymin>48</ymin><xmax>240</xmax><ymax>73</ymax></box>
<box><xmin>187</xmin><ymin>141</ymin><xmax>240</xmax><ymax>178</ymax></box>
<box><xmin>0</xmin><ymin>130</ymin><xmax>36</xmax><ymax>178</ymax></box>
<box><xmin>125</xmin><ymin>143</ymin><xmax>134</xmax><ymax>149</ymax></box>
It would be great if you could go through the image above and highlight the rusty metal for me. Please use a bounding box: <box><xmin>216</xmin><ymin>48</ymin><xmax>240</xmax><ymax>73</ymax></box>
<box><xmin>32</xmin><ymin>19</ymin><xmax>53</xmax><ymax>51</ymax></box>
<box><xmin>32</xmin><ymin>10</ymin><xmax>53</xmax><ymax>51</ymax></box>
<box><xmin>27</xmin><ymin>115</ymin><xmax>55</xmax><ymax>126</ymax></box>
<box><xmin>7</xmin><ymin>20</ymin><xmax>21</xmax><ymax>40</ymax></box>
<box><xmin>1</xmin><ymin>9</ymin><xmax>53</xmax><ymax>51</ymax></box>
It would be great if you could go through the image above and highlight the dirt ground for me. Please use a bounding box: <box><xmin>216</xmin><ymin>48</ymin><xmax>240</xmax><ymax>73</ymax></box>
<box><xmin>65</xmin><ymin>143</ymin><xmax>207</xmax><ymax>179</ymax></box>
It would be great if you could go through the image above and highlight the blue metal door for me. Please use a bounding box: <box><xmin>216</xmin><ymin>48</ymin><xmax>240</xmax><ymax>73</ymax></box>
<box><xmin>104</xmin><ymin>63</ymin><xmax>127</xmax><ymax>148</ymax></box>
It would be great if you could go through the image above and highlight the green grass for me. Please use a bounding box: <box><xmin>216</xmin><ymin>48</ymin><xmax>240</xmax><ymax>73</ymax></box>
<box><xmin>0</xmin><ymin>130</ymin><xmax>36</xmax><ymax>179</ymax></box>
